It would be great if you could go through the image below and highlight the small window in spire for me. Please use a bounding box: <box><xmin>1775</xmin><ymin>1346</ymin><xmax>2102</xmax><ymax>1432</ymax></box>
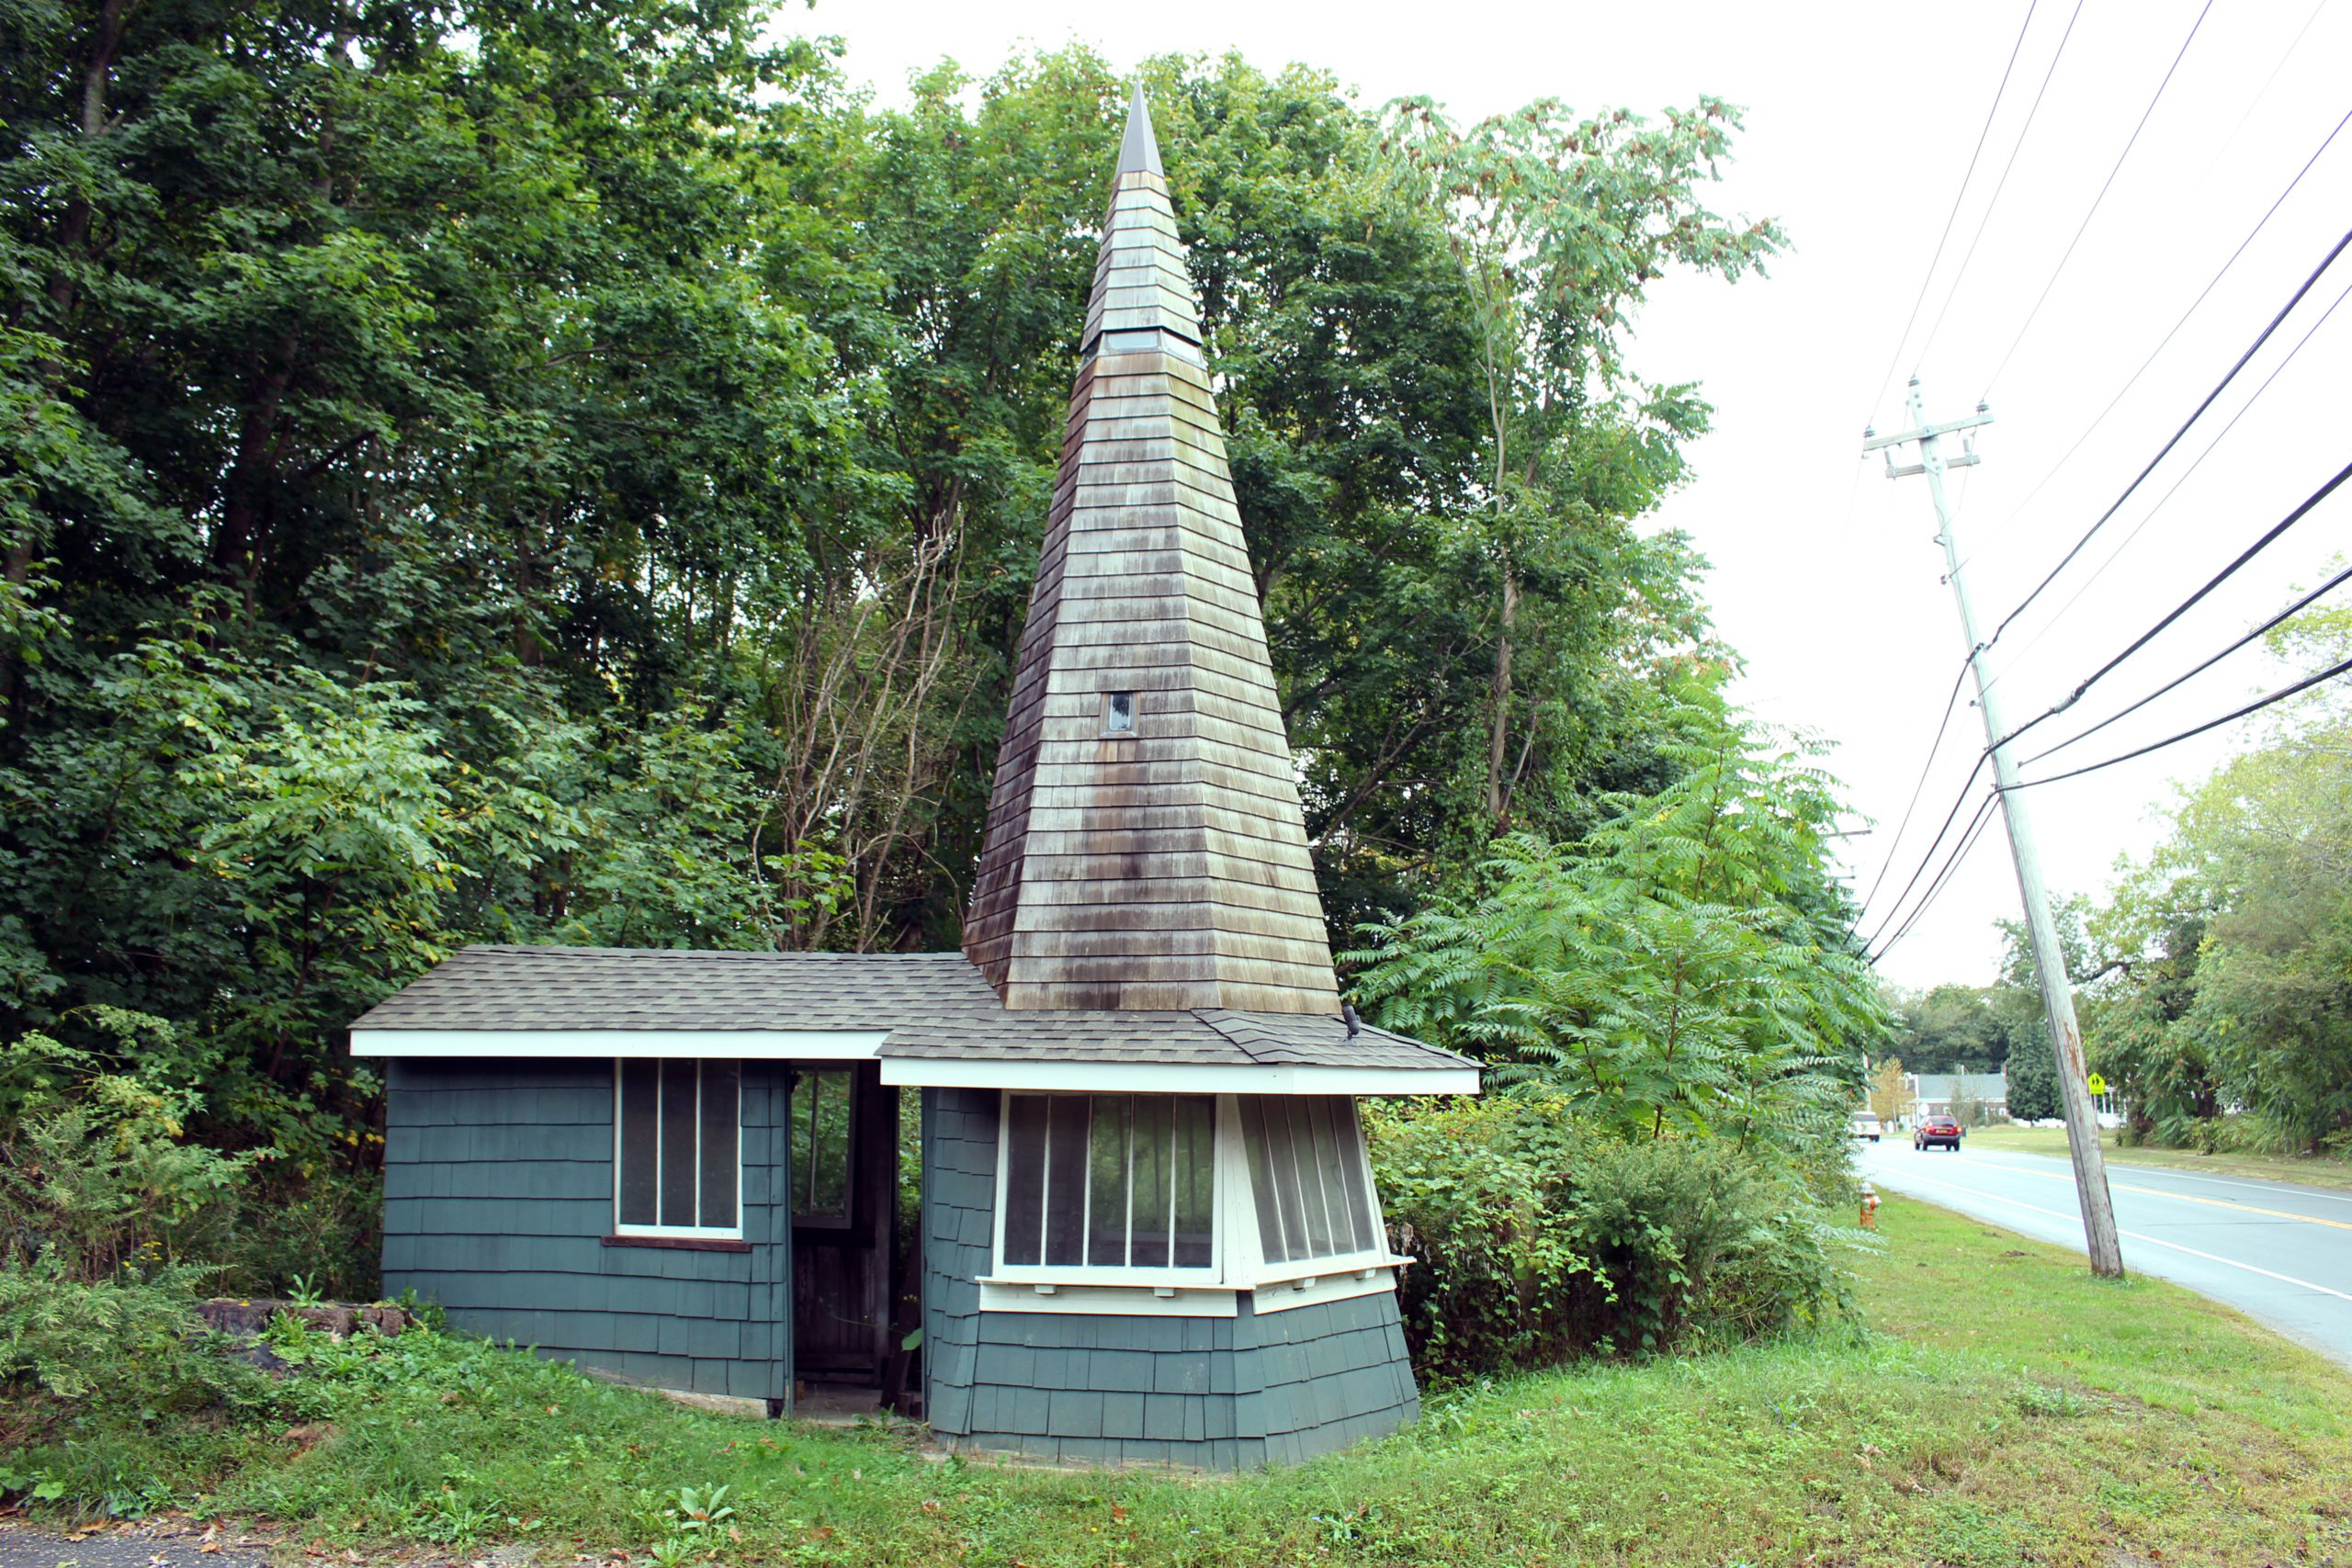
<box><xmin>1104</xmin><ymin>692</ymin><xmax>1136</xmax><ymax>735</ymax></box>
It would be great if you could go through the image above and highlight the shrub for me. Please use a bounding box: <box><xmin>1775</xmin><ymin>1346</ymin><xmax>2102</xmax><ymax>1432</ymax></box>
<box><xmin>0</xmin><ymin>1258</ymin><xmax>275</xmax><ymax>1432</ymax></box>
<box><xmin>1366</xmin><ymin>1093</ymin><xmax>1857</xmax><ymax>1378</ymax></box>
<box><xmin>0</xmin><ymin>1024</ymin><xmax>261</xmax><ymax>1280</ymax></box>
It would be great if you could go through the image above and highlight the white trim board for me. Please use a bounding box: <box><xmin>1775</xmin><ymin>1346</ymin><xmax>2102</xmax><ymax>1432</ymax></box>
<box><xmin>972</xmin><ymin>1269</ymin><xmax>1399</xmax><ymax>1319</ymax></box>
<box><xmin>878</xmin><ymin>1058</ymin><xmax>1479</xmax><ymax>1096</ymax></box>
<box><xmin>350</xmin><ymin>1028</ymin><xmax>888</xmax><ymax>1060</ymax></box>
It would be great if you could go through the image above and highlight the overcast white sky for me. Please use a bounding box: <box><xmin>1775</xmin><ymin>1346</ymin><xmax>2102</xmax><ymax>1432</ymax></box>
<box><xmin>795</xmin><ymin>0</ymin><xmax>2352</xmax><ymax>990</ymax></box>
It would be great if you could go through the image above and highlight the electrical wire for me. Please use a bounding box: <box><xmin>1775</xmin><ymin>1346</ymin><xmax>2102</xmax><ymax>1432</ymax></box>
<box><xmin>1865</xmin><ymin>451</ymin><xmax>2352</xmax><ymax>952</ymax></box>
<box><xmin>2005</xmin><ymin>653</ymin><xmax>2352</xmax><ymax>792</ymax></box>
<box><xmin>1911</xmin><ymin>0</ymin><xmax>2088</xmax><ymax>375</ymax></box>
<box><xmin>2023</xmin><ymin>560</ymin><xmax>2352</xmax><ymax>767</ymax></box>
<box><xmin>1860</xmin><ymin>748</ymin><xmax>1996</xmax><ymax>951</ymax></box>
<box><xmin>1983</xmin><ymin>225</ymin><xmax>2352</xmax><ymax>649</ymax></box>
<box><xmin>1858</xmin><ymin>0</ymin><xmax>2042</xmax><ymax>431</ymax></box>
<box><xmin>1991</xmin><ymin>456</ymin><xmax>2352</xmax><ymax>757</ymax></box>
<box><xmin>1978</xmin><ymin>0</ymin><xmax>2213</xmax><ymax>398</ymax></box>
<box><xmin>2195</xmin><ymin>0</ymin><xmax>2328</xmax><ymax>189</ymax></box>
<box><xmin>1950</xmin><ymin>100</ymin><xmax>2352</xmax><ymax>576</ymax></box>
<box><xmin>1859</xmin><ymin>658</ymin><xmax>1974</xmax><ymax>912</ymax></box>
<box><xmin>1868</xmin><ymin>791</ymin><xmax>2002</xmax><ymax>962</ymax></box>
<box><xmin>1980</xmin><ymin>269</ymin><xmax>2352</xmax><ymax>696</ymax></box>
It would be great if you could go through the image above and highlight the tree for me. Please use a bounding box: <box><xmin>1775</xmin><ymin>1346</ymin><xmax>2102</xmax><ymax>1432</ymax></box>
<box><xmin>2007</xmin><ymin>1034</ymin><xmax>2061</xmax><ymax>1123</ymax></box>
<box><xmin>1348</xmin><ymin>689</ymin><xmax>1888</xmax><ymax>1169</ymax></box>
<box><xmin>1866</xmin><ymin>1057</ymin><xmax>1908</xmax><ymax>1126</ymax></box>
<box><xmin>2086</xmin><ymin>594</ymin><xmax>2352</xmax><ymax>1155</ymax></box>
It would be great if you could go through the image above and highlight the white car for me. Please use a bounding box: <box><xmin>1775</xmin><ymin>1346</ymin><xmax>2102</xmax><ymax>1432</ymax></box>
<box><xmin>1849</xmin><ymin>1111</ymin><xmax>1883</xmax><ymax>1142</ymax></box>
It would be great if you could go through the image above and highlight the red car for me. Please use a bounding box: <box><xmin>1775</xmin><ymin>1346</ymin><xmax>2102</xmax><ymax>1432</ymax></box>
<box><xmin>1914</xmin><ymin>1116</ymin><xmax>1963</xmax><ymax>1152</ymax></box>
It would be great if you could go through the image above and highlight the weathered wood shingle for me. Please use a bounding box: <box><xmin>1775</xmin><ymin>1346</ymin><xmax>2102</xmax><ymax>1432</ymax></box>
<box><xmin>964</xmin><ymin>85</ymin><xmax>1340</xmax><ymax>1014</ymax></box>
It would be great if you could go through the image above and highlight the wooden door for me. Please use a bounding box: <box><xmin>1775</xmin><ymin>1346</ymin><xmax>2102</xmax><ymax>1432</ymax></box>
<box><xmin>788</xmin><ymin>1061</ymin><xmax>897</xmax><ymax>1384</ymax></box>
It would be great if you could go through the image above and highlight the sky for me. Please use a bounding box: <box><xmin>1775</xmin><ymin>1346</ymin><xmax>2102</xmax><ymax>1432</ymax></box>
<box><xmin>789</xmin><ymin>0</ymin><xmax>2352</xmax><ymax>990</ymax></box>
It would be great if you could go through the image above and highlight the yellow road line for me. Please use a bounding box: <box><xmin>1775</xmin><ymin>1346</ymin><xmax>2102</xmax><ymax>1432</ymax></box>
<box><xmin>1968</xmin><ymin>1155</ymin><xmax>2352</xmax><ymax>1232</ymax></box>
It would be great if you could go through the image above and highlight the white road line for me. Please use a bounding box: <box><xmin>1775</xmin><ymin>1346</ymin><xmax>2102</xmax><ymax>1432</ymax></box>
<box><xmin>1877</xmin><ymin>1165</ymin><xmax>2352</xmax><ymax>1304</ymax></box>
<box><xmin>1963</xmin><ymin>1150</ymin><xmax>2352</xmax><ymax>1208</ymax></box>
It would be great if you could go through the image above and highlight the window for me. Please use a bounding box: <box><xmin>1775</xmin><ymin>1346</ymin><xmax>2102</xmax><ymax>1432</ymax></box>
<box><xmin>999</xmin><ymin>1093</ymin><xmax>1216</xmax><ymax>1275</ymax></box>
<box><xmin>791</xmin><ymin>1066</ymin><xmax>854</xmax><ymax>1226</ymax></box>
<box><xmin>615</xmin><ymin>1059</ymin><xmax>741</xmax><ymax>1236</ymax></box>
<box><xmin>1103</xmin><ymin>691</ymin><xmax>1136</xmax><ymax>734</ymax></box>
<box><xmin>1238</xmin><ymin>1096</ymin><xmax>1379</xmax><ymax>1267</ymax></box>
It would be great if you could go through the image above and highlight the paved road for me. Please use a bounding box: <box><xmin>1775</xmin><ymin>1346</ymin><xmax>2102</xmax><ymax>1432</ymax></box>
<box><xmin>1860</xmin><ymin>1137</ymin><xmax>2352</xmax><ymax>1367</ymax></box>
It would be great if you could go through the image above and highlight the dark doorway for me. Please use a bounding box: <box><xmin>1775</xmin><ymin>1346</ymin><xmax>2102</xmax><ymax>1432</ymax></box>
<box><xmin>788</xmin><ymin>1061</ymin><xmax>897</xmax><ymax>1393</ymax></box>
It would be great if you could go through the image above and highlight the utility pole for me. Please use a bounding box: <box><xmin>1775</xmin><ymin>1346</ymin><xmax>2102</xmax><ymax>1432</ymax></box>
<box><xmin>1865</xmin><ymin>377</ymin><xmax>2125</xmax><ymax>1279</ymax></box>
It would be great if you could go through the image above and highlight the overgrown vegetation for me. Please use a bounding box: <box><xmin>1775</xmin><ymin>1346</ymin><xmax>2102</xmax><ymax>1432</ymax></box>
<box><xmin>6</xmin><ymin>1201</ymin><xmax>2346</xmax><ymax>1567</ymax></box>
<box><xmin>1367</xmin><ymin>1096</ymin><xmax>1853</xmax><ymax>1375</ymax></box>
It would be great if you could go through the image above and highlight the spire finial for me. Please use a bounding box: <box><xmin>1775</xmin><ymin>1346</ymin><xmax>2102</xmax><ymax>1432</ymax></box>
<box><xmin>1117</xmin><ymin>81</ymin><xmax>1164</xmax><ymax>178</ymax></box>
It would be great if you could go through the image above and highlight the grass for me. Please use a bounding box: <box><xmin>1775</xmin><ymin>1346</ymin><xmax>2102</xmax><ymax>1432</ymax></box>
<box><xmin>9</xmin><ymin>1200</ymin><xmax>2352</xmax><ymax>1566</ymax></box>
<box><xmin>1965</xmin><ymin>1122</ymin><xmax>2352</xmax><ymax>1193</ymax></box>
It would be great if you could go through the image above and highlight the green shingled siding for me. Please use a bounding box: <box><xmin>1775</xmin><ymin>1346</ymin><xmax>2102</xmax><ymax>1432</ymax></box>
<box><xmin>381</xmin><ymin>1056</ymin><xmax>791</xmax><ymax>1404</ymax></box>
<box><xmin>919</xmin><ymin>1087</ymin><xmax>1420</xmax><ymax>1470</ymax></box>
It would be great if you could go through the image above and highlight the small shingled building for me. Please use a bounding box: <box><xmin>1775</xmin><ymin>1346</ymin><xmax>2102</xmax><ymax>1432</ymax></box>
<box><xmin>354</xmin><ymin>86</ymin><xmax>1477</xmax><ymax>1471</ymax></box>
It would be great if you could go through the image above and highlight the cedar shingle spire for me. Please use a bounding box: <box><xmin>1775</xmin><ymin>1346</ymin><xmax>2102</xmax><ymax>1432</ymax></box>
<box><xmin>961</xmin><ymin>86</ymin><xmax>1340</xmax><ymax>1014</ymax></box>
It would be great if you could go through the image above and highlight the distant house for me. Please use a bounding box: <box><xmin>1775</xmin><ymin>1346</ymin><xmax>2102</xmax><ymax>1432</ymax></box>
<box><xmin>349</xmin><ymin>88</ymin><xmax>1479</xmax><ymax>1472</ymax></box>
<box><xmin>1907</xmin><ymin>1071</ymin><xmax>2008</xmax><ymax>1123</ymax></box>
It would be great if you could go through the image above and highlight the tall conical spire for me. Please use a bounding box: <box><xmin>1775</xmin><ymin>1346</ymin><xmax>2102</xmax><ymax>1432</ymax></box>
<box><xmin>962</xmin><ymin>87</ymin><xmax>1340</xmax><ymax>1014</ymax></box>
<box><xmin>1116</xmin><ymin>81</ymin><xmax>1164</xmax><ymax>177</ymax></box>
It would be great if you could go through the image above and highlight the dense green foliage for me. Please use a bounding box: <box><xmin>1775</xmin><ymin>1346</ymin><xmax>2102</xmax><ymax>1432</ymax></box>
<box><xmin>2084</xmin><ymin>606</ymin><xmax>2352</xmax><ymax>1157</ymax></box>
<box><xmin>1365</xmin><ymin>1094</ymin><xmax>1852</xmax><ymax>1377</ymax></box>
<box><xmin>1348</xmin><ymin>696</ymin><xmax>1883</xmax><ymax>1160</ymax></box>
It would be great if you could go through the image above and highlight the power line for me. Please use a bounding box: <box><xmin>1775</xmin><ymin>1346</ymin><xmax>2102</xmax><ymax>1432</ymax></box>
<box><xmin>2197</xmin><ymin>0</ymin><xmax>2328</xmax><ymax>188</ymax></box>
<box><xmin>1869</xmin><ymin>790</ymin><xmax>2001</xmax><ymax>963</ymax></box>
<box><xmin>1984</xmin><ymin>225</ymin><xmax>2352</xmax><ymax>649</ymax></box>
<box><xmin>1859</xmin><ymin>658</ymin><xmax>1973</xmax><ymax>911</ymax></box>
<box><xmin>1951</xmin><ymin>101</ymin><xmax>2352</xmax><ymax>575</ymax></box>
<box><xmin>1910</xmin><ymin>0</ymin><xmax>2087</xmax><ymax>375</ymax></box>
<box><xmin>1978</xmin><ymin>0</ymin><xmax>2213</xmax><ymax>397</ymax></box>
<box><xmin>1981</xmin><ymin>269</ymin><xmax>2352</xmax><ymax>694</ymax></box>
<box><xmin>1866</xmin><ymin>451</ymin><xmax>2352</xmax><ymax>951</ymax></box>
<box><xmin>1992</xmin><ymin>456</ymin><xmax>2352</xmax><ymax>756</ymax></box>
<box><xmin>1860</xmin><ymin>747</ymin><xmax>1994</xmax><ymax>951</ymax></box>
<box><xmin>2023</xmin><ymin>560</ymin><xmax>2352</xmax><ymax>767</ymax></box>
<box><xmin>2005</xmin><ymin>653</ymin><xmax>2352</xmax><ymax>792</ymax></box>
<box><xmin>1858</xmin><ymin>0</ymin><xmax>2043</xmax><ymax>429</ymax></box>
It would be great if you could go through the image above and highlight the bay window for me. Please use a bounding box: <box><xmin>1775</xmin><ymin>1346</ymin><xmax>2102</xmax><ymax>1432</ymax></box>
<box><xmin>989</xmin><ymin>1090</ymin><xmax>1394</xmax><ymax>1296</ymax></box>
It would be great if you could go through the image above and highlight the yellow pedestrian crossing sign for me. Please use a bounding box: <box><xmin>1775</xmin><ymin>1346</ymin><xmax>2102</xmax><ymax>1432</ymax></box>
<box><xmin>2086</xmin><ymin>1073</ymin><xmax>2108</xmax><ymax>1095</ymax></box>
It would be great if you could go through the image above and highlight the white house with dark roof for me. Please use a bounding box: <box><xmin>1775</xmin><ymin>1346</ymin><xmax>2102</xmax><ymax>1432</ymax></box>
<box><xmin>352</xmin><ymin>87</ymin><xmax>1476</xmax><ymax>1470</ymax></box>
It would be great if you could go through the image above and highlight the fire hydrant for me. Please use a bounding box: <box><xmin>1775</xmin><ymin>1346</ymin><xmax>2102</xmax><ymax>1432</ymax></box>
<box><xmin>1860</xmin><ymin>1181</ymin><xmax>1881</xmax><ymax>1229</ymax></box>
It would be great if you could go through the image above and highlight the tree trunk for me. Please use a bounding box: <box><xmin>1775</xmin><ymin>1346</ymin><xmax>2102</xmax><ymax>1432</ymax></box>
<box><xmin>1486</xmin><ymin>558</ymin><xmax>1518</xmax><ymax>823</ymax></box>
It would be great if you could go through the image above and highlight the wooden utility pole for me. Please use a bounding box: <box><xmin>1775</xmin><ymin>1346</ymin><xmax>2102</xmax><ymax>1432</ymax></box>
<box><xmin>1865</xmin><ymin>377</ymin><xmax>2125</xmax><ymax>1279</ymax></box>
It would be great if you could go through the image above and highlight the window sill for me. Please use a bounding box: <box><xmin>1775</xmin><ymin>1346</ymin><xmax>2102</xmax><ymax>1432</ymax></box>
<box><xmin>974</xmin><ymin>1260</ymin><xmax>1410</xmax><ymax>1319</ymax></box>
<box><xmin>602</xmin><ymin>1234</ymin><xmax>752</xmax><ymax>1254</ymax></box>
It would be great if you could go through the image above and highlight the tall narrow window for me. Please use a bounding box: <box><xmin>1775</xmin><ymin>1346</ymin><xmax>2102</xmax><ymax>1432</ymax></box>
<box><xmin>998</xmin><ymin>1092</ymin><xmax>1216</xmax><ymax>1274</ymax></box>
<box><xmin>791</xmin><ymin>1067</ymin><xmax>854</xmax><ymax>1226</ymax></box>
<box><xmin>1238</xmin><ymin>1096</ymin><xmax>1379</xmax><ymax>1267</ymax></box>
<box><xmin>1103</xmin><ymin>691</ymin><xmax>1136</xmax><ymax>734</ymax></box>
<box><xmin>614</xmin><ymin>1059</ymin><xmax>741</xmax><ymax>1236</ymax></box>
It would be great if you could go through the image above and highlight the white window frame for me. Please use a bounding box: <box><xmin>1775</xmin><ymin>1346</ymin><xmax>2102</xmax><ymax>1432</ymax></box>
<box><xmin>1240</xmin><ymin>1095</ymin><xmax>1394</xmax><ymax>1287</ymax></box>
<box><xmin>981</xmin><ymin>1091</ymin><xmax>1408</xmax><ymax>1310</ymax></box>
<box><xmin>612</xmin><ymin>1057</ymin><xmax>744</xmax><ymax>1241</ymax></box>
<box><xmin>987</xmin><ymin>1089</ymin><xmax>1228</xmax><ymax>1290</ymax></box>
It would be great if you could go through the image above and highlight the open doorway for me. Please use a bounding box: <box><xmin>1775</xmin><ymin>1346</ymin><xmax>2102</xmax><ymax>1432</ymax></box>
<box><xmin>787</xmin><ymin>1061</ymin><xmax>915</xmax><ymax>1416</ymax></box>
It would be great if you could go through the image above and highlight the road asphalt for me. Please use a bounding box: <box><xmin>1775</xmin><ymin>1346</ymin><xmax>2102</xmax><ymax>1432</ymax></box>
<box><xmin>1859</xmin><ymin>1135</ymin><xmax>2352</xmax><ymax>1368</ymax></box>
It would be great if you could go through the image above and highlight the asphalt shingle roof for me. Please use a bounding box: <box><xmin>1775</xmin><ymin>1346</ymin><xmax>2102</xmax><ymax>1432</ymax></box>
<box><xmin>351</xmin><ymin>944</ymin><xmax>1475</xmax><ymax>1075</ymax></box>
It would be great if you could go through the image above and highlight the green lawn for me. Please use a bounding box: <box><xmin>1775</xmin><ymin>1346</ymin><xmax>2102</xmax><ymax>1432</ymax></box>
<box><xmin>1965</xmin><ymin>1122</ymin><xmax>2352</xmax><ymax>1193</ymax></box>
<box><xmin>16</xmin><ymin>1199</ymin><xmax>2352</xmax><ymax>1566</ymax></box>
